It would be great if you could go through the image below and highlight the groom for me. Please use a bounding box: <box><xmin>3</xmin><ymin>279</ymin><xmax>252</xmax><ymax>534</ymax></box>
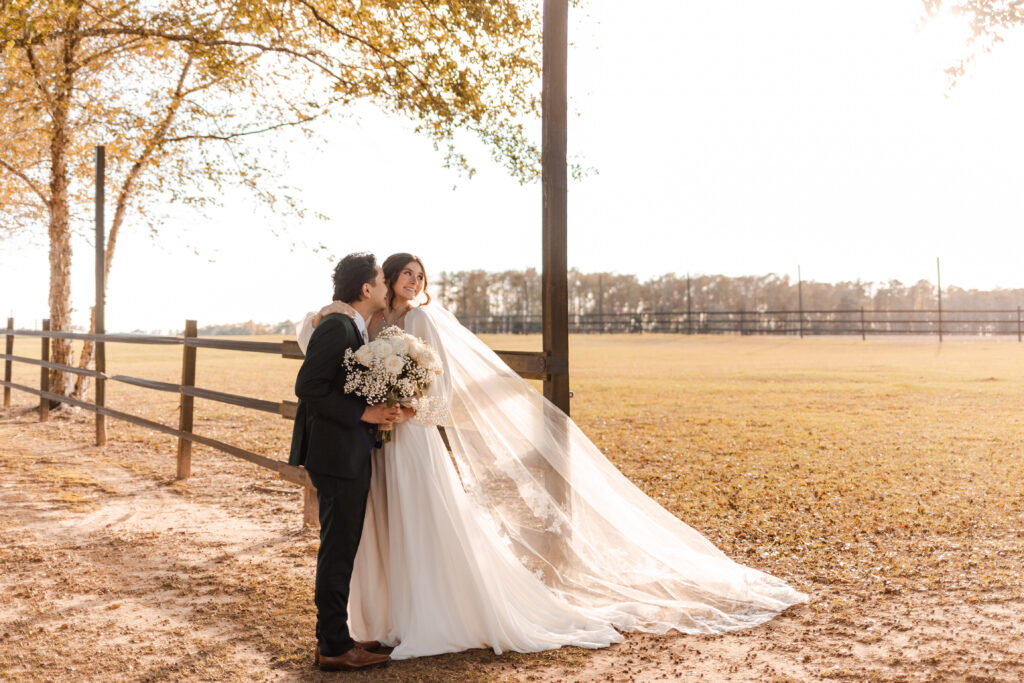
<box><xmin>289</xmin><ymin>252</ymin><xmax>400</xmax><ymax>671</ymax></box>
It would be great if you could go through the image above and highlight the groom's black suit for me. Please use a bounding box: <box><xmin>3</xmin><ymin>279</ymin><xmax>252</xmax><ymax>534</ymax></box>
<box><xmin>290</xmin><ymin>312</ymin><xmax>376</xmax><ymax>657</ymax></box>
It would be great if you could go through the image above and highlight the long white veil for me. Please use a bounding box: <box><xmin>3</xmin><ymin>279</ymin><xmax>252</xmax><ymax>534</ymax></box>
<box><xmin>409</xmin><ymin>304</ymin><xmax>807</xmax><ymax>635</ymax></box>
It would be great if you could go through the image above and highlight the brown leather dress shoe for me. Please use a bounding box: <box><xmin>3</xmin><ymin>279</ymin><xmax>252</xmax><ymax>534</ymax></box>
<box><xmin>315</xmin><ymin>645</ymin><xmax>390</xmax><ymax>671</ymax></box>
<box><xmin>354</xmin><ymin>640</ymin><xmax>382</xmax><ymax>651</ymax></box>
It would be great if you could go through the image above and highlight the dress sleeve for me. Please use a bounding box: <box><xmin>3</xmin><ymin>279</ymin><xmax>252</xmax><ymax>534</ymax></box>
<box><xmin>296</xmin><ymin>312</ymin><xmax>316</xmax><ymax>356</ymax></box>
<box><xmin>404</xmin><ymin>307</ymin><xmax>453</xmax><ymax>426</ymax></box>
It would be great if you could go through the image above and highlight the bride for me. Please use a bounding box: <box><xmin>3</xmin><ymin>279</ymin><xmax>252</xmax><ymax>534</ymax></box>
<box><xmin>297</xmin><ymin>253</ymin><xmax>806</xmax><ymax>660</ymax></box>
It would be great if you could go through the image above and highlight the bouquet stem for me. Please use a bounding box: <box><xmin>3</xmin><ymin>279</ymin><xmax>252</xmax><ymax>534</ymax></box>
<box><xmin>376</xmin><ymin>424</ymin><xmax>393</xmax><ymax>447</ymax></box>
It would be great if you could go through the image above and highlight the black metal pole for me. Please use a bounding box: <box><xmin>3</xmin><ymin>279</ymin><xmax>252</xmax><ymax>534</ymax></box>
<box><xmin>95</xmin><ymin>145</ymin><xmax>106</xmax><ymax>446</ymax></box>
<box><xmin>686</xmin><ymin>273</ymin><xmax>692</xmax><ymax>335</ymax></box>
<box><xmin>936</xmin><ymin>257</ymin><xmax>943</xmax><ymax>343</ymax></box>
<box><xmin>797</xmin><ymin>265</ymin><xmax>804</xmax><ymax>338</ymax></box>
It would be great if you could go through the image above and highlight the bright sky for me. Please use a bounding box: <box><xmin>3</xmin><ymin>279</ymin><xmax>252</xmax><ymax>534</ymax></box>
<box><xmin>3</xmin><ymin>0</ymin><xmax>1024</xmax><ymax>332</ymax></box>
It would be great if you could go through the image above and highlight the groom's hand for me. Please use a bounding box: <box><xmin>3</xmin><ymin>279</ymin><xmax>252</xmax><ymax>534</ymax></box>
<box><xmin>393</xmin><ymin>406</ymin><xmax>416</xmax><ymax>423</ymax></box>
<box><xmin>313</xmin><ymin>301</ymin><xmax>359</xmax><ymax>327</ymax></box>
<box><xmin>362</xmin><ymin>403</ymin><xmax>402</xmax><ymax>424</ymax></box>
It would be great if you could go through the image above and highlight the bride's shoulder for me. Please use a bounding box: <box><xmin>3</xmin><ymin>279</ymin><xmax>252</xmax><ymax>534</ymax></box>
<box><xmin>404</xmin><ymin>306</ymin><xmax>428</xmax><ymax>328</ymax></box>
<box><xmin>403</xmin><ymin>305</ymin><xmax>440</xmax><ymax>335</ymax></box>
<box><xmin>405</xmin><ymin>306</ymin><xmax>431</xmax><ymax>323</ymax></box>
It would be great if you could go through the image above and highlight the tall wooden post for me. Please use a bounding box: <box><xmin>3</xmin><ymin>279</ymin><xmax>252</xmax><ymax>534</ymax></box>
<box><xmin>540</xmin><ymin>0</ymin><xmax>572</xmax><ymax>575</ymax></box>
<box><xmin>860</xmin><ymin>307</ymin><xmax>866</xmax><ymax>341</ymax></box>
<box><xmin>177</xmin><ymin>320</ymin><xmax>197</xmax><ymax>480</ymax></box>
<box><xmin>542</xmin><ymin>0</ymin><xmax>570</xmax><ymax>415</ymax></box>
<box><xmin>1017</xmin><ymin>306</ymin><xmax>1021</xmax><ymax>343</ymax></box>
<box><xmin>3</xmin><ymin>317</ymin><xmax>11</xmax><ymax>409</ymax></box>
<box><xmin>797</xmin><ymin>265</ymin><xmax>804</xmax><ymax>339</ymax></box>
<box><xmin>95</xmin><ymin>146</ymin><xmax>107</xmax><ymax>446</ymax></box>
<box><xmin>40</xmin><ymin>320</ymin><xmax>50</xmax><ymax>421</ymax></box>
<box><xmin>936</xmin><ymin>258</ymin><xmax>943</xmax><ymax>343</ymax></box>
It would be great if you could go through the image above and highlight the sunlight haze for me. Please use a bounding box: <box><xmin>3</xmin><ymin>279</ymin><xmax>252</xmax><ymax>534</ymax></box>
<box><xmin>2</xmin><ymin>0</ymin><xmax>1022</xmax><ymax>331</ymax></box>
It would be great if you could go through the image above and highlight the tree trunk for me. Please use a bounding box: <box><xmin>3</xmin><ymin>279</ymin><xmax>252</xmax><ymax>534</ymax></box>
<box><xmin>72</xmin><ymin>307</ymin><xmax>95</xmax><ymax>398</ymax></box>
<box><xmin>71</xmin><ymin>55</ymin><xmax>195</xmax><ymax>401</ymax></box>
<box><xmin>47</xmin><ymin>83</ymin><xmax>73</xmax><ymax>402</ymax></box>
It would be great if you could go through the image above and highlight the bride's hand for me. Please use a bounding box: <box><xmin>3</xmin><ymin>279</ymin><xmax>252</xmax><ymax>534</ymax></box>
<box><xmin>313</xmin><ymin>301</ymin><xmax>358</xmax><ymax>327</ymax></box>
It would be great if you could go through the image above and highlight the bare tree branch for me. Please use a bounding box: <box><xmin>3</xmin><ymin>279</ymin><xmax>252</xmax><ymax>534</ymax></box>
<box><xmin>23</xmin><ymin>45</ymin><xmax>56</xmax><ymax>113</ymax></box>
<box><xmin>291</xmin><ymin>0</ymin><xmax>432</xmax><ymax>91</ymax></box>
<box><xmin>0</xmin><ymin>157</ymin><xmax>51</xmax><ymax>208</ymax></box>
<box><xmin>162</xmin><ymin>113</ymin><xmax>329</xmax><ymax>143</ymax></box>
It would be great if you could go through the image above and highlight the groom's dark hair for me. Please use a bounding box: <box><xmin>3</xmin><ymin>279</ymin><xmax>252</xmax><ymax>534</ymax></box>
<box><xmin>333</xmin><ymin>252</ymin><xmax>379</xmax><ymax>303</ymax></box>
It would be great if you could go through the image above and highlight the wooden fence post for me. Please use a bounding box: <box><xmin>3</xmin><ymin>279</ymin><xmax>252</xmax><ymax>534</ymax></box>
<box><xmin>1018</xmin><ymin>306</ymin><xmax>1021</xmax><ymax>343</ymax></box>
<box><xmin>861</xmin><ymin>307</ymin><xmax>866</xmax><ymax>341</ymax></box>
<box><xmin>177</xmin><ymin>320</ymin><xmax>197</xmax><ymax>480</ymax></box>
<box><xmin>40</xmin><ymin>319</ymin><xmax>49</xmax><ymax>421</ymax></box>
<box><xmin>95</xmin><ymin>144</ymin><xmax>106</xmax><ymax>446</ymax></box>
<box><xmin>3</xmin><ymin>317</ymin><xmax>11</xmax><ymax>409</ymax></box>
<box><xmin>95</xmin><ymin>334</ymin><xmax>106</xmax><ymax>446</ymax></box>
<box><xmin>303</xmin><ymin>485</ymin><xmax>319</xmax><ymax>527</ymax></box>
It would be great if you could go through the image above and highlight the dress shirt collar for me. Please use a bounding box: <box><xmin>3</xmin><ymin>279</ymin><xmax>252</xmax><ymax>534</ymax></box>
<box><xmin>352</xmin><ymin>311</ymin><xmax>369</xmax><ymax>342</ymax></box>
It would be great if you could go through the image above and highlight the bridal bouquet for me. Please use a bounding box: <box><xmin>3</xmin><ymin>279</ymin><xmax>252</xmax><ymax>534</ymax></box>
<box><xmin>343</xmin><ymin>325</ymin><xmax>444</xmax><ymax>445</ymax></box>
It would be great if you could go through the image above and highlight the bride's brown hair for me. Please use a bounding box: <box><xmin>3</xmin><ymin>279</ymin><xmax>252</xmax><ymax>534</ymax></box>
<box><xmin>382</xmin><ymin>253</ymin><xmax>432</xmax><ymax>307</ymax></box>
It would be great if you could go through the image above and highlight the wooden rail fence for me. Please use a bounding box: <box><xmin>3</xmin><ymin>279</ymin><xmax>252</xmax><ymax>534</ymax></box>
<box><xmin>1</xmin><ymin>317</ymin><xmax>549</xmax><ymax>527</ymax></box>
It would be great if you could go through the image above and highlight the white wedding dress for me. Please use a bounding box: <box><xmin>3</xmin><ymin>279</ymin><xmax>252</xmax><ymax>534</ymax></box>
<box><xmin>297</xmin><ymin>305</ymin><xmax>806</xmax><ymax>660</ymax></box>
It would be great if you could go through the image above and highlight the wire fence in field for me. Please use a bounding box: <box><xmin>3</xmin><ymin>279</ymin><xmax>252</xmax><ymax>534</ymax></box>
<box><xmin>458</xmin><ymin>308</ymin><xmax>1024</xmax><ymax>340</ymax></box>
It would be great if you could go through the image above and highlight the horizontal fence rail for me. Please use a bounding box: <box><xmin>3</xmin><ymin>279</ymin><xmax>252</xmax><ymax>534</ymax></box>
<box><xmin>458</xmin><ymin>307</ymin><xmax>1024</xmax><ymax>340</ymax></box>
<box><xmin>1</xmin><ymin>318</ymin><xmax>551</xmax><ymax>527</ymax></box>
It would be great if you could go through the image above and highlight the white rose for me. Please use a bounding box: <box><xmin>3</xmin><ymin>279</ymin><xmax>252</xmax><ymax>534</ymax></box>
<box><xmin>370</xmin><ymin>340</ymin><xmax>393</xmax><ymax>360</ymax></box>
<box><xmin>408</xmin><ymin>340</ymin><xmax>426</xmax><ymax>361</ymax></box>
<box><xmin>388</xmin><ymin>337</ymin><xmax>409</xmax><ymax>356</ymax></box>
<box><xmin>421</xmin><ymin>348</ymin><xmax>441</xmax><ymax>370</ymax></box>
<box><xmin>384</xmin><ymin>355</ymin><xmax>405</xmax><ymax>375</ymax></box>
<box><xmin>354</xmin><ymin>345</ymin><xmax>373</xmax><ymax>366</ymax></box>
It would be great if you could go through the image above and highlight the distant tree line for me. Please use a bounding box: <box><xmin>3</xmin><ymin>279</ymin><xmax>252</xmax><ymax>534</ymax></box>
<box><xmin>191</xmin><ymin>270</ymin><xmax>1024</xmax><ymax>336</ymax></box>
<box><xmin>197</xmin><ymin>321</ymin><xmax>297</xmax><ymax>336</ymax></box>
<box><xmin>431</xmin><ymin>270</ymin><xmax>1024</xmax><ymax>317</ymax></box>
<box><xmin>433</xmin><ymin>270</ymin><xmax>1024</xmax><ymax>336</ymax></box>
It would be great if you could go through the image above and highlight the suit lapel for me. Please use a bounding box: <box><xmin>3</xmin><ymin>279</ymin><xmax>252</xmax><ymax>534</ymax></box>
<box><xmin>325</xmin><ymin>313</ymin><xmax>363</xmax><ymax>348</ymax></box>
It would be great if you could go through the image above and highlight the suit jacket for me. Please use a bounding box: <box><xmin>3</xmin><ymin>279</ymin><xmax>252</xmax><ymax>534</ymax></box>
<box><xmin>289</xmin><ymin>313</ymin><xmax>375</xmax><ymax>479</ymax></box>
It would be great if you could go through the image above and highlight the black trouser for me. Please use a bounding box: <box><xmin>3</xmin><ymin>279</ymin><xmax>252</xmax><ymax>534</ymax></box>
<box><xmin>308</xmin><ymin>468</ymin><xmax>370</xmax><ymax>656</ymax></box>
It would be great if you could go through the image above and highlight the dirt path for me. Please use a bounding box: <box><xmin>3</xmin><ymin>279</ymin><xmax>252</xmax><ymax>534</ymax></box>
<box><xmin>2</xmin><ymin>403</ymin><xmax>1022</xmax><ymax>682</ymax></box>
